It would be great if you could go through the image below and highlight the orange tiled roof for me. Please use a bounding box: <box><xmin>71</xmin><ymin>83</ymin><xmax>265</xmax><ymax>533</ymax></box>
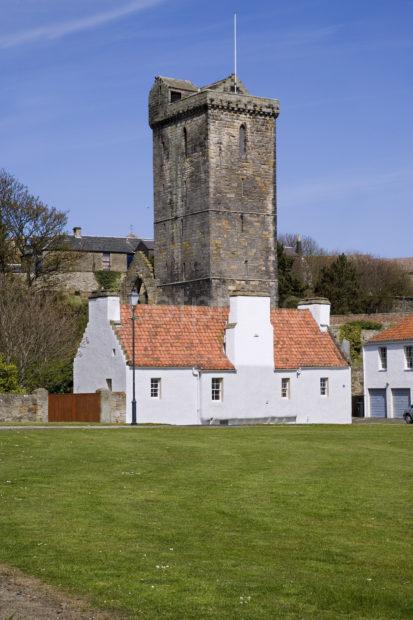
<box><xmin>115</xmin><ymin>305</ymin><xmax>348</xmax><ymax>370</ymax></box>
<box><xmin>271</xmin><ymin>309</ymin><xmax>348</xmax><ymax>369</ymax></box>
<box><xmin>115</xmin><ymin>305</ymin><xmax>234</xmax><ymax>370</ymax></box>
<box><xmin>368</xmin><ymin>315</ymin><xmax>413</xmax><ymax>343</ymax></box>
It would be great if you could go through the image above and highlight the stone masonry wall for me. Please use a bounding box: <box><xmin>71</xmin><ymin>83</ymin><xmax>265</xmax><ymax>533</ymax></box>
<box><xmin>150</xmin><ymin>76</ymin><xmax>279</xmax><ymax>307</ymax></box>
<box><xmin>0</xmin><ymin>389</ymin><xmax>48</xmax><ymax>423</ymax></box>
<box><xmin>97</xmin><ymin>389</ymin><xmax>126</xmax><ymax>424</ymax></box>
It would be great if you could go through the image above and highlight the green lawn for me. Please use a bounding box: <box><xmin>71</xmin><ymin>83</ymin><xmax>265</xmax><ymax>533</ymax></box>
<box><xmin>0</xmin><ymin>426</ymin><xmax>412</xmax><ymax>619</ymax></box>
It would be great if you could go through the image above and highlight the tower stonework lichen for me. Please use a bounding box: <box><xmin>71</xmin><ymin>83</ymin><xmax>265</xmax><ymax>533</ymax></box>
<box><xmin>149</xmin><ymin>74</ymin><xmax>280</xmax><ymax>306</ymax></box>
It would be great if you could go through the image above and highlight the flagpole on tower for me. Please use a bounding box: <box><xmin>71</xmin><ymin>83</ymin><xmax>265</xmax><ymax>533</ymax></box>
<box><xmin>234</xmin><ymin>13</ymin><xmax>237</xmax><ymax>93</ymax></box>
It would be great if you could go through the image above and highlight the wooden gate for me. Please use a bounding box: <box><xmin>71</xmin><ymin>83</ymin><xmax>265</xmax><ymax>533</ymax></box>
<box><xmin>48</xmin><ymin>393</ymin><xmax>101</xmax><ymax>422</ymax></box>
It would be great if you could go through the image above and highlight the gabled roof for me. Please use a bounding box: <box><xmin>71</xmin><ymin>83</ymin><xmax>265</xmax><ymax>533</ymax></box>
<box><xmin>114</xmin><ymin>305</ymin><xmax>348</xmax><ymax>370</ymax></box>
<box><xmin>367</xmin><ymin>315</ymin><xmax>413</xmax><ymax>344</ymax></box>
<box><xmin>56</xmin><ymin>235</ymin><xmax>151</xmax><ymax>254</ymax></box>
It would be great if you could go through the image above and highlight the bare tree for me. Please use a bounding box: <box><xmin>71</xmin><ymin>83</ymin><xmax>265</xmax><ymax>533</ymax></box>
<box><xmin>278</xmin><ymin>232</ymin><xmax>326</xmax><ymax>256</ymax></box>
<box><xmin>0</xmin><ymin>169</ymin><xmax>75</xmax><ymax>286</ymax></box>
<box><xmin>0</xmin><ymin>276</ymin><xmax>86</xmax><ymax>391</ymax></box>
<box><xmin>352</xmin><ymin>254</ymin><xmax>411</xmax><ymax>313</ymax></box>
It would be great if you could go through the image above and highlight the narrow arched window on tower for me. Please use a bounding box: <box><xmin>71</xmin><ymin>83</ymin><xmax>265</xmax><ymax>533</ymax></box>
<box><xmin>239</xmin><ymin>124</ymin><xmax>247</xmax><ymax>158</ymax></box>
<box><xmin>183</xmin><ymin>127</ymin><xmax>188</xmax><ymax>158</ymax></box>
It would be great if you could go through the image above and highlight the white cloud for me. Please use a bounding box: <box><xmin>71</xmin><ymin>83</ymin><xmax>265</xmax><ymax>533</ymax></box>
<box><xmin>0</xmin><ymin>0</ymin><xmax>164</xmax><ymax>49</ymax></box>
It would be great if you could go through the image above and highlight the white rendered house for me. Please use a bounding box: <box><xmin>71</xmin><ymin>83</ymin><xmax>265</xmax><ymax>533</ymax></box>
<box><xmin>363</xmin><ymin>316</ymin><xmax>413</xmax><ymax>418</ymax></box>
<box><xmin>74</xmin><ymin>293</ymin><xmax>351</xmax><ymax>425</ymax></box>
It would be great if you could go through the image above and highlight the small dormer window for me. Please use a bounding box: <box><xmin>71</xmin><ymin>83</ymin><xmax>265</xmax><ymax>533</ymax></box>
<box><xmin>170</xmin><ymin>90</ymin><xmax>182</xmax><ymax>103</ymax></box>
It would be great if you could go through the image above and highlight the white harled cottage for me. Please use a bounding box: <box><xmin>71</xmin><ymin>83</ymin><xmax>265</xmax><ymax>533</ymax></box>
<box><xmin>363</xmin><ymin>315</ymin><xmax>413</xmax><ymax>418</ymax></box>
<box><xmin>74</xmin><ymin>293</ymin><xmax>351</xmax><ymax>425</ymax></box>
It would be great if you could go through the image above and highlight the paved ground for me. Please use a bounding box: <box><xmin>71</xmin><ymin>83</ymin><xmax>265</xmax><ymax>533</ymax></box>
<box><xmin>0</xmin><ymin>564</ymin><xmax>121</xmax><ymax>619</ymax></box>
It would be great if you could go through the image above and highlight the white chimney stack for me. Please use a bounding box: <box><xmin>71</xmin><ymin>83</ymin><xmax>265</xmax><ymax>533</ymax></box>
<box><xmin>225</xmin><ymin>295</ymin><xmax>274</xmax><ymax>367</ymax></box>
<box><xmin>73</xmin><ymin>226</ymin><xmax>82</xmax><ymax>238</ymax></box>
<box><xmin>88</xmin><ymin>292</ymin><xmax>120</xmax><ymax>325</ymax></box>
<box><xmin>298</xmin><ymin>298</ymin><xmax>331</xmax><ymax>332</ymax></box>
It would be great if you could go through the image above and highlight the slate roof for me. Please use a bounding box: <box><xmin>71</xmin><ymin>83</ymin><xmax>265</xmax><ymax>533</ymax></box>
<box><xmin>156</xmin><ymin>76</ymin><xmax>198</xmax><ymax>92</ymax></box>
<box><xmin>114</xmin><ymin>305</ymin><xmax>348</xmax><ymax>370</ymax></box>
<box><xmin>367</xmin><ymin>315</ymin><xmax>413</xmax><ymax>343</ymax></box>
<box><xmin>58</xmin><ymin>235</ymin><xmax>153</xmax><ymax>254</ymax></box>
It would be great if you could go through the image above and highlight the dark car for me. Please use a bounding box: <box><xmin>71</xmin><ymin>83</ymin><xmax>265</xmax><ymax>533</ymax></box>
<box><xmin>403</xmin><ymin>405</ymin><xmax>413</xmax><ymax>424</ymax></box>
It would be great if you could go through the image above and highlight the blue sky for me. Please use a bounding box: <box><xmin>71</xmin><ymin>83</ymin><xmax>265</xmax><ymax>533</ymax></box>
<box><xmin>1</xmin><ymin>0</ymin><xmax>412</xmax><ymax>256</ymax></box>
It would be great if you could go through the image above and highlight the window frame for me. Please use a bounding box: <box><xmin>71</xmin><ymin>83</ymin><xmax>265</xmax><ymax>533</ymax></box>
<box><xmin>378</xmin><ymin>346</ymin><xmax>387</xmax><ymax>371</ymax></box>
<box><xmin>405</xmin><ymin>346</ymin><xmax>413</xmax><ymax>370</ymax></box>
<box><xmin>150</xmin><ymin>378</ymin><xmax>161</xmax><ymax>399</ymax></box>
<box><xmin>281</xmin><ymin>378</ymin><xmax>290</xmax><ymax>399</ymax></box>
<box><xmin>320</xmin><ymin>377</ymin><xmax>329</xmax><ymax>397</ymax></box>
<box><xmin>211</xmin><ymin>377</ymin><xmax>223</xmax><ymax>402</ymax></box>
<box><xmin>102</xmin><ymin>251</ymin><xmax>111</xmax><ymax>271</ymax></box>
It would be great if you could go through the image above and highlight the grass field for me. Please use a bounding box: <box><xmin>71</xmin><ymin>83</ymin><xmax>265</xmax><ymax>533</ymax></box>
<box><xmin>0</xmin><ymin>425</ymin><xmax>412</xmax><ymax>619</ymax></box>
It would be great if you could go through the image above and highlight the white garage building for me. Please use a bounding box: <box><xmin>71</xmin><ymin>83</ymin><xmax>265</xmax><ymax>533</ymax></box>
<box><xmin>363</xmin><ymin>315</ymin><xmax>413</xmax><ymax>418</ymax></box>
<box><xmin>74</xmin><ymin>293</ymin><xmax>351</xmax><ymax>425</ymax></box>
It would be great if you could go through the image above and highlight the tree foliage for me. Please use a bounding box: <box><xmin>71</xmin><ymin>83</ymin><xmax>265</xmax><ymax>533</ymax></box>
<box><xmin>315</xmin><ymin>254</ymin><xmax>362</xmax><ymax>314</ymax></box>
<box><xmin>277</xmin><ymin>242</ymin><xmax>306</xmax><ymax>307</ymax></box>
<box><xmin>0</xmin><ymin>169</ymin><xmax>75</xmax><ymax>285</ymax></box>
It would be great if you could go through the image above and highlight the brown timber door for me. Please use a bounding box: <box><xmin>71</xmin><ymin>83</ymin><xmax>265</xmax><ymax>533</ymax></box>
<box><xmin>48</xmin><ymin>393</ymin><xmax>100</xmax><ymax>422</ymax></box>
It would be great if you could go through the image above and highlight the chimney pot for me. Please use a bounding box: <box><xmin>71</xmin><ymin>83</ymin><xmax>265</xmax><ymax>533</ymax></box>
<box><xmin>73</xmin><ymin>227</ymin><xmax>82</xmax><ymax>238</ymax></box>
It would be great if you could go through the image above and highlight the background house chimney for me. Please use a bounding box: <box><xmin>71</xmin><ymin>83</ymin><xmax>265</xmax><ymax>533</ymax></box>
<box><xmin>298</xmin><ymin>298</ymin><xmax>331</xmax><ymax>332</ymax></box>
<box><xmin>73</xmin><ymin>226</ymin><xmax>82</xmax><ymax>238</ymax></box>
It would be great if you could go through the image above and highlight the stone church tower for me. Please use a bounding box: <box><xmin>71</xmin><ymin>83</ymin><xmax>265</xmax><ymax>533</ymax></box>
<box><xmin>149</xmin><ymin>74</ymin><xmax>279</xmax><ymax>306</ymax></box>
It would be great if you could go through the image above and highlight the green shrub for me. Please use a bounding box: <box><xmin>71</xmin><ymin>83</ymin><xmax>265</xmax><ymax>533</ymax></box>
<box><xmin>95</xmin><ymin>271</ymin><xmax>121</xmax><ymax>292</ymax></box>
<box><xmin>339</xmin><ymin>321</ymin><xmax>382</xmax><ymax>362</ymax></box>
<box><xmin>0</xmin><ymin>356</ymin><xmax>23</xmax><ymax>393</ymax></box>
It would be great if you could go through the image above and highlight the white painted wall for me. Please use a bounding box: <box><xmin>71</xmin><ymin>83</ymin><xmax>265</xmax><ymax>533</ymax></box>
<box><xmin>363</xmin><ymin>341</ymin><xmax>413</xmax><ymax>418</ymax></box>
<box><xmin>74</xmin><ymin>296</ymin><xmax>127</xmax><ymax>395</ymax></box>
<box><xmin>125</xmin><ymin>367</ymin><xmax>198</xmax><ymax>424</ymax></box>
<box><xmin>199</xmin><ymin>367</ymin><xmax>351</xmax><ymax>424</ymax></box>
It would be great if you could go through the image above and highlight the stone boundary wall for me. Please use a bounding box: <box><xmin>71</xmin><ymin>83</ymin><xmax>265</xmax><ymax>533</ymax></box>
<box><xmin>331</xmin><ymin>312</ymin><xmax>411</xmax><ymax>327</ymax></box>
<box><xmin>0</xmin><ymin>389</ymin><xmax>48</xmax><ymax>423</ymax></box>
<box><xmin>0</xmin><ymin>389</ymin><xmax>126</xmax><ymax>423</ymax></box>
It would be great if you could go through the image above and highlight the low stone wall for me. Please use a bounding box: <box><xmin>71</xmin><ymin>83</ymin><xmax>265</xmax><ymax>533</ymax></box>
<box><xmin>0</xmin><ymin>389</ymin><xmax>48</xmax><ymax>423</ymax></box>
<box><xmin>331</xmin><ymin>312</ymin><xmax>411</xmax><ymax>327</ymax></box>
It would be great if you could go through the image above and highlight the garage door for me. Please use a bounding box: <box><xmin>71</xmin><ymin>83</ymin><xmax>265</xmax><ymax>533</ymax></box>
<box><xmin>392</xmin><ymin>389</ymin><xmax>411</xmax><ymax>418</ymax></box>
<box><xmin>369</xmin><ymin>389</ymin><xmax>387</xmax><ymax>418</ymax></box>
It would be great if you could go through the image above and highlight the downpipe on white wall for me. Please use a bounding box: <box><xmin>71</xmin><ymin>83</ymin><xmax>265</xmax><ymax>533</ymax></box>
<box><xmin>192</xmin><ymin>367</ymin><xmax>203</xmax><ymax>424</ymax></box>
